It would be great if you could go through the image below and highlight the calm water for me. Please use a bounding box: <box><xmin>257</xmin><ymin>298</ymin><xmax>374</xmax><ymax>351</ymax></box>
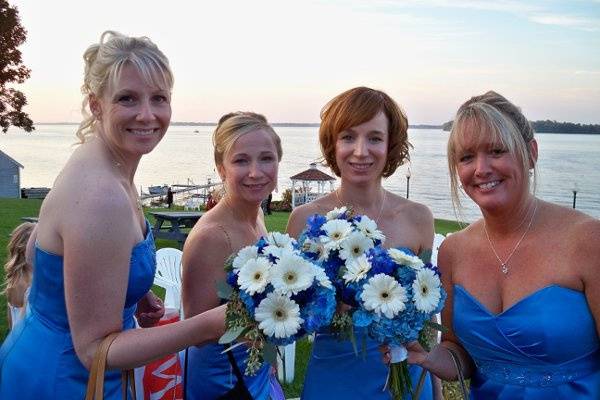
<box><xmin>2</xmin><ymin>125</ymin><xmax>599</xmax><ymax>222</ymax></box>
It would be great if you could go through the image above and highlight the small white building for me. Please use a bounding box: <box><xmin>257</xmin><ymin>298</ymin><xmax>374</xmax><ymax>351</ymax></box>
<box><xmin>290</xmin><ymin>163</ymin><xmax>336</xmax><ymax>208</ymax></box>
<box><xmin>0</xmin><ymin>150</ymin><xmax>23</xmax><ymax>198</ymax></box>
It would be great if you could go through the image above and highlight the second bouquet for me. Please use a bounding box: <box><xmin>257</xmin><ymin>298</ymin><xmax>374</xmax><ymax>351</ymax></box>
<box><xmin>218</xmin><ymin>232</ymin><xmax>336</xmax><ymax>375</ymax></box>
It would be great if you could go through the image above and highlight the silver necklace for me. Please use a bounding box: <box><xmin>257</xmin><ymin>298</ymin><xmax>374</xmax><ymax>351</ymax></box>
<box><xmin>483</xmin><ymin>200</ymin><xmax>538</xmax><ymax>275</ymax></box>
<box><xmin>335</xmin><ymin>188</ymin><xmax>387</xmax><ymax>224</ymax></box>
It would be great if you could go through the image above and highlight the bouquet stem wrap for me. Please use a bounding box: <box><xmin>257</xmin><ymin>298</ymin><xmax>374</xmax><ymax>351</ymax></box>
<box><xmin>386</xmin><ymin>345</ymin><xmax>413</xmax><ymax>400</ymax></box>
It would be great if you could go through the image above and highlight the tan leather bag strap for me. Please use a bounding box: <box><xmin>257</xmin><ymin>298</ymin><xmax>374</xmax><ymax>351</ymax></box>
<box><xmin>447</xmin><ymin>347</ymin><xmax>469</xmax><ymax>400</ymax></box>
<box><xmin>85</xmin><ymin>332</ymin><xmax>136</xmax><ymax>400</ymax></box>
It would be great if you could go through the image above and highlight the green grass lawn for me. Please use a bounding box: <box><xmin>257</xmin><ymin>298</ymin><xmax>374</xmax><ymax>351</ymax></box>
<box><xmin>0</xmin><ymin>199</ymin><xmax>464</xmax><ymax>398</ymax></box>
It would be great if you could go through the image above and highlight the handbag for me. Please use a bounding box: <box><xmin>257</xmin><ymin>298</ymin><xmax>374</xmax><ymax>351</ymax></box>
<box><xmin>447</xmin><ymin>347</ymin><xmax>469</xmax><ymax>400</ymax></box>
<box><xmin>216</xmin><ymin>350</ymin><xmax>254</xmax><ymax>400</ymax></box>
<box><xmin>85</xmin><ymin>332</ymin><xmax>136</xmax><ymax>400</ymax></box>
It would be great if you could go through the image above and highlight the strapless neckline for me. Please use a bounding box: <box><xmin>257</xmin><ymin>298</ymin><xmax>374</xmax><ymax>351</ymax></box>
<box><xmin>454</xmin><ymin>284</ymin><xmax>583</xmax><ymax>317</ymax></box>
<box><xmin>35</xmin><ymin>219</ymin><xmax>153</xmax><ymax>258</ymax></box>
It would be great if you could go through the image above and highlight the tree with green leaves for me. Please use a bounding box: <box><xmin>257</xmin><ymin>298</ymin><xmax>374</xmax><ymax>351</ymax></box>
<box><xmin>0</xmin><ymin>0</ymin><xmax>34</xmax><ymax>133</ymax></box>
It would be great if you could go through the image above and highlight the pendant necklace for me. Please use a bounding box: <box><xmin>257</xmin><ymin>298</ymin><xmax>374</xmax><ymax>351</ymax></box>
<box><xmin>335</xmin><ymin>188</ymin><xmax>387</xmax><ymax>224</ymax></box>
<box><xmin>483</xmin><ymin>199</ymin><xmax>538</xmax><ymax>275</ymax></box>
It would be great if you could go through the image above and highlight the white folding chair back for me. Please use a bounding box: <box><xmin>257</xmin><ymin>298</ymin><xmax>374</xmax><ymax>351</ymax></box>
<box><xmin>277</xmin><ymin>342</ymin><xmax>296</xmax><ymax>384</ymax></box>
<box><xmin>154</xmin><ymin>248</ymin><xmax>183</xmax><ymax>317</ymax></box>
<box><xmin>431</xmin><ymin>233</ymin><xmax>446</xmax><ymax>266</ymax></box>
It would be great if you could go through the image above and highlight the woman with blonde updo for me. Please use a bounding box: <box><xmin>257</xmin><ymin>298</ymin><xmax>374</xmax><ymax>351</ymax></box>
<box><xmin>182</xmin><ymin>112</ymin><xmax>284</xmax><ymax>399</ymax></box>
<box><xmin>0</xmin><ymin>31</ymin><xmax>225</xmax><ymax>399</ymax></box>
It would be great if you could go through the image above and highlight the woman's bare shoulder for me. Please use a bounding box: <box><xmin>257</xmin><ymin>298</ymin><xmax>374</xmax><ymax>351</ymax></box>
<box><xmin>386</xmin><ymin>192</ymin><xmax>432</xmax><ymax>223</ymax></box>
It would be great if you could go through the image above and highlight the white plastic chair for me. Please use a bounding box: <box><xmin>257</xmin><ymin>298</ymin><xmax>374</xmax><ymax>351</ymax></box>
<box><xmin>154</xmin><ymin>247</ymin><xmax>184</xmax><ymax>319</ymax></box>
<box><xmin>431</xmin><ymin>233</ymin><xmax>446</xmax><ymax>267</ymax></box>
<box><xmin>277</xmin><ymin>342</ymin><xmax>296</xmax><ymax>383</ymax></box>
<box><xmin>431</xmin><ymin>233</ymin><xmax>446</xmax><ymax>343</ymax></box>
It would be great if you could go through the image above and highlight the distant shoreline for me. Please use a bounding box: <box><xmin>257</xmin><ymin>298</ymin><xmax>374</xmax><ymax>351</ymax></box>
<box><xmin>31</xmin><ymin>122</ymin><xmax>600</xmax><ymax>134</ymax></box>
<box><xmin>34</xmin><ymin>122</ymin><xmax>444</xmax><ymax>129</ymax></box>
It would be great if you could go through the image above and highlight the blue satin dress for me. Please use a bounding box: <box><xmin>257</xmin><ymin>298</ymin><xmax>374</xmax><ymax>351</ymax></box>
<box><xmin>301</xmin><ymin>328</ymin><xmax>433</xmax><ymax>399</ymax></box>
<box><xmin>185</xmin><ymin>342</ymin><xmax>271</xmax><ymax>399</ymax></box>
<box><xmin>0</xmin><ymin>221</ymin><xmax>156</xmax><ymax>399</ymax></box>
<box><xmin>453</xmin><ymin>284</ymin><xmax>600</xmax><ymax>399</ymax></box>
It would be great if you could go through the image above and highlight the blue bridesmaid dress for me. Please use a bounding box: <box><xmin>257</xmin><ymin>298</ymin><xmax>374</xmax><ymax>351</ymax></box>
<box><xmin>300</xmin><ymin>245</ymin><xmax>434</xmax><ymax>399</ymax></box>
<box><xmin>453</xmin><ymin>284</ymin><xmax>600</xmax><ymax>399</ymax></box>
<box><xmin>185</xmin><ymin>343</ymin><xmax>271</xmax><ymax>399</ymax></box>
<box><xmin>301</xmin><ymin>329</ymin><xmax>433</xmax><ymax>399</ymax></box>
<box><xmin>0</xmin><ymin>221</ymin><xmax>156</xmax><ymax>399</ymax></box>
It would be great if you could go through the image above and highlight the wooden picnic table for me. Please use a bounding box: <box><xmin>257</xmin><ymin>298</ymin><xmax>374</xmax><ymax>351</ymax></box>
<box><xmin>149</xmin><ymin>211</ymin><xmax>203</xmax><ymax>246</ymax></box>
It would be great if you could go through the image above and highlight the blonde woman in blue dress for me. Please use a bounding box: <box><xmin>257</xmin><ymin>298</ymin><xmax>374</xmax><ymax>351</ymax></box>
<box><xmin>0</xmin><ymin>31</ymin><xmax>225</xmax><ymax>399</ymax></box>
<box><xmin>401</xmin><ymin>91</ymin><xmax>600</xmax><ymax>399</ymax></box>
<box><xmin>286</xmin><ymin>87</ymin><xmax>439</xmax><ymax>399</ymax></box>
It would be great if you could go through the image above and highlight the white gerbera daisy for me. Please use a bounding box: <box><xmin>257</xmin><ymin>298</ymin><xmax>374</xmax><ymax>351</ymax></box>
<box><xmin>326</xmin><ymin>206</ymin><xmax>347</xmax><ymax>220</ymax></box>
<box><xmin>232</xmin><ymin>245</ymin><xmax>259</xmax><ymax>272</ymax></box>
<box><xmin>237</xmin><ymin>258</ymin><xmax>271</xmax><ymax>295</ymax></box>
<box><xmin>339</xmin><ymin>231</ymin><xmax>374</xmax><ymax>261</ymax></box>
<box><xmin>255</xmin><ymin>292</ymin><xmax>303</xmax><ymax>339</ymax></box>
<box><xmin>360</xmin><ymin>273</ymin><xmax>407</xmax><ymax>319</ymax></box>
<box><xmin>355</xmin><ymin>215</ymin><xmax>386</xmax><ymax>242</ymax></box>
<box><xmin>271</xmin><ymin>252</ymin><xmax>315</xmax><ymax>295</ymax></box>
<box><xmin>302</xmin><ymin>239</ymin><xmax>329</xmax><ymax>262</ymax></box>
<box><xmin>343</xmin><ymin>254</ymin><xmax>372</xmax><ymax>283</ymax></box>
<box><xmin>264</xmin><ymin>232</ymin><xmax>297</xmax><ymax>258</ymax></box>
<box><xmin>313</xmin><ymin>264</ymin><xmax>333</xmax><ymax>289</ymax></box>
<box><xmin>388</xmin><ymin>248</ymin><xmax>424</xmax><ymax>270</ymax></box>
<box><xmin>412</xmin><ymin>268</ymin><xmax>442</xmax><ymax>313</ymax></box>
<box><xmin>320</xmin><ymin>219</ymin><xmax>353</xmax><ymax>251</ymax></box>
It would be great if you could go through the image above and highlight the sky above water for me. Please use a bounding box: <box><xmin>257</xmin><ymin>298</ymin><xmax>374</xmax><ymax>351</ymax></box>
<box><xmin>11</xmin><ymin>0</ymin><xmax>600</xmax><ymax>124</ymax></box>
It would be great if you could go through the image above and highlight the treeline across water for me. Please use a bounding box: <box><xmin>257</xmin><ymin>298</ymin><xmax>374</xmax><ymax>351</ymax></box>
<box><xmin>442</xmin><ymin>120</ymin><xmax>600</xmax><ymax>134</ymax></box>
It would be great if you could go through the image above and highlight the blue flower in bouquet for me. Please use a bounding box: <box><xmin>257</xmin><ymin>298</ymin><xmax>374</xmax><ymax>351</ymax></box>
<box><xmin>226</xmin><ymin>271</ymin><xmax>238</xmax><ymax>287</ymax></box>
<box><xmin>301</xmin><ymin>286</ymin><xmax>336</xmax><ymax>332</ymax></box>
<box><xmin>305</xmin><ymin>214</ymin><xmax>327</xmax><ymax>238</ymax></box>
<box><xmin>239</xmin><ymin>290</ymin><xmax>256</xmax><ymax>317</ymax></box>
<box><xmin>367</xmin><ymin>246</ymin><xmax>396</xmax><ymax>276</ymax></box>
<box><xmin>352</xmin><ymin>308</ymin><xmax>374</xmax><ymax>328</ymax></box>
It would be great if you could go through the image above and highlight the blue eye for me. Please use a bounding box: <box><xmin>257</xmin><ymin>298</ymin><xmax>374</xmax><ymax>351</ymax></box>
<box><xmin>117</xmin><ymin>95</ymin><xmax>135</xmax><ymax>104</ymax></box>
<box><xmin>152</xmin><ymin>95</ymin><xmax>169</xmax><ymax>103</ymax></box>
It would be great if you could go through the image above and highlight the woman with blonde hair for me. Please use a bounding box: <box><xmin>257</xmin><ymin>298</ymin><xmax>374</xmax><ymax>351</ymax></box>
<box><xmin>0</xmin><ymin>31</ymin><xmax>225</xmax><ymax>399</ymax></box>
<box><xmin>3</xmin><ymin>222</ymin><xmax>35</xmax><ymax>329</ymax></box>
<box><xmin>286</xmin><ymin>87</ymin><xmax>437</xmax><ymax>399</ymax></box>
<box><xmin>404</xmin><ymin>91</ymin><xmax>600</xmax><ymax>398</ymax></box>
<box><xmin>182</xmin><ymin>111</ymin><xmax>284</xmax><ymax>399</ymax></box>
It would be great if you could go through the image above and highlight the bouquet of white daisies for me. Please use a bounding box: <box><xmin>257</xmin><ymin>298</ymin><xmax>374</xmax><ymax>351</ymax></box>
<box><xmin>298</xmin><ymin>207</ymin><xmax>446</xmax><ymax>399</ymax></box>
<box><xmin>218</xmin><ymin>232</ymin><xmax>336</xmax><ymax>375</ymax></box>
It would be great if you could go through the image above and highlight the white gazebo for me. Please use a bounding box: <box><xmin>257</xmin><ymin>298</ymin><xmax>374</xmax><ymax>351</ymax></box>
<box><xmin>290</xmin><ymin>163</ymin><xmax>336</xmax><ymax>208</ymax></box>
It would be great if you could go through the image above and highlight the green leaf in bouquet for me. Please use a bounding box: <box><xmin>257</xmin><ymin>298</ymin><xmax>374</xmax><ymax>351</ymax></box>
<box><xmin>216</xmin><ymin>280</ymin><xmax>233</xmax><ymax>300</ymax></box>
<box><xmin>218</xmin><ymin>325</ymin><xmax>247</xmax><ymax>344</ymax></box>
<box><xmin>349</xmin><ymin>325</ymin><xmax>358</xmax><ymax>356</ymax></box>
<box><xmin>419</xmin><ymin>320</ymin><xmax>447</xmax><ymax>352</ymax></box>
<box><xmin>223</xmin><ymin>253</ymin><xmax>236</xmax><ymax>272</ymax></box>
<box><xmin>418</xmin><ymin>248</ymin><xmax>432</xmax><ymax>265</ymax></box>
<box><xmin>221</xmin><ymin>341</ymin><xmax>247</xmax><ymax>354</ymax></box>
<box><xmin>424</xmin><ymin>320</ymin><xmax>447</xmax><ymax>333</ymax></box>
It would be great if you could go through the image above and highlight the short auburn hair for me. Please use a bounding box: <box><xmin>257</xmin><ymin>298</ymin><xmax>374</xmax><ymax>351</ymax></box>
<box><xmin>319</xmin><ymin>86</ymin><xmax>410</xmax><ymax>178</ymax></box>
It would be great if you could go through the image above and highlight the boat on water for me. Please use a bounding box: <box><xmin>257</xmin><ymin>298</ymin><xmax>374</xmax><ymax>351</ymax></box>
<box><xmin>148</xmin><ymin>185</ymin><xmax>169</xmax><ymax>195</ymax></box>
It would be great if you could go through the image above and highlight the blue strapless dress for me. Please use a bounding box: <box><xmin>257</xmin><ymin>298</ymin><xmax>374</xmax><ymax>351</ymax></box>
<box><xmin>0</xmin><ymin>221</ymin><xmax>156</xmax><ymax>399</ymax></box>
<box><xmin>301</xmin><ymin>329</ymin><xmax>433</xmax><ymax>399</ymax></box>
<box><xmin>453</xmin><ymin>284</ymin><xmax>600</xmax><ymax>399</ymax></box>
<box><xmin>186</xmin><ymin>342</ymin><xmax>271</xmax><ymax>399</ymax></box>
